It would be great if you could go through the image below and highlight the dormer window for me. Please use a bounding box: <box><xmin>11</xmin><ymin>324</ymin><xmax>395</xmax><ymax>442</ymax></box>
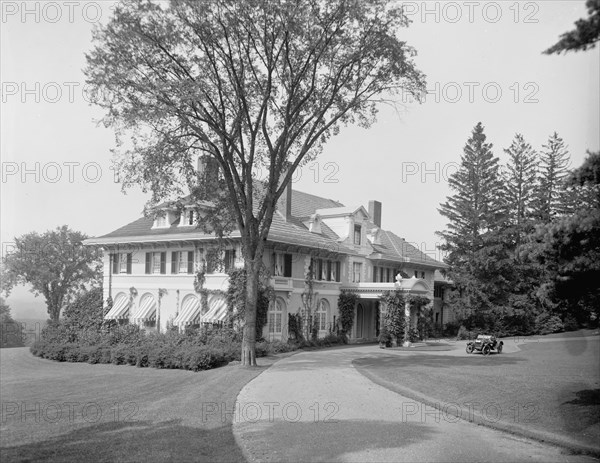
<box><xmin>156</xmin><ymin>214</ymin><xmax>167</xmax><ymax>227</ymax></box>
<box><xmin>354</xmin><ymin>224</ymin><xmax>362</xmax><ymax>245</ymax></box>
<box><xmin>180</xmin><ymin>209</ymin><xmax>196</xmax><ymax>226</ymax></box>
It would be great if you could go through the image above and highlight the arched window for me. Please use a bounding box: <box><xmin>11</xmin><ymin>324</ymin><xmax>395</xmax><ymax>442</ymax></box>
<box><xmin>268</xmin><ymin>298</ymin><xmax>285</xmax><ymax>334</ymax></box>
<box><xmin>316</xmin><ymin>299</ymin><xmax>329</xmax><ymax>331</ymax></box>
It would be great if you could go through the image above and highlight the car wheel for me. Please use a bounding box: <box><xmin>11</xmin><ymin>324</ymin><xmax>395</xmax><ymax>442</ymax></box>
<box><xmin>482</xmin><ymin>345</ymin><xmax>491</xmax><ymax>356</ymax></box>
<box><xmin>466</xmin><ymin>344</ymin><xmax>474</xmax><ymax>354</ymax></box>
<box><xmin>497</xmin><ymin>344</ymin><xmax>503</xmax><ymax>354</ymax></box>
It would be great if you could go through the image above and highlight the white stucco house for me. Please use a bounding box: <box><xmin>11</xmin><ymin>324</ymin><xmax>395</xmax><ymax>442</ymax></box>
<box><xmin>84</xmin><ymin>168</ymin><xmax>450</xmax><ymax>342</ymax></box>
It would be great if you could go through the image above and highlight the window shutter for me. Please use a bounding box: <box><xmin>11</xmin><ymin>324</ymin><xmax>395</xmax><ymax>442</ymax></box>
<box><xmin>112</xmin><ymin>254</ymin><xmax>119</xmax><ymax>274</ymax></box>
<box><xmin>284</xmin><ymin>254</ymin><xmax>292</xmax><ymax>278</ymax></box>
<box><xmin>271</xmin><ymin>252</ymin><xmax>276</xmax><ymax>275</ymax></box>
<box><xmin>188</xmin><ymin>251</ymin><xmax>194</xmax><ymax>274</ymax></box>
<box><xmin>145</xmin><ymin>253</ymin><xmax>151</xmax><ymax>274</ymax></box>
<box><xmin>327</xmin><ymin>261</ymin><xmax>332</xmax><ymax>281</ymax></box>
<box><xmin>126</xmin><ymin>253</ymin><xmax>132</xmax><ymax>274</ymax></box>
<box><xmin>335</xmin><ymin>262</ymin><xmax>341</xmax><ymax>282</ymax></box>
<box><xmin>160</xmin><ymin>252</ymin><xmax>167</xmax><ymax>274</ymax></box>
<box><xmin>171</xmin><ymin>252</ymin><xmax>178</xmax><ymax>274</ymax></box>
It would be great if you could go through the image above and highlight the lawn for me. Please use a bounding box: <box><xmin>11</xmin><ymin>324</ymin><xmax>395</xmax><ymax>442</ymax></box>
<box><xmin>353</xmin><ymin>330</ymin><xmax>600</xmax><ymax>453</ymax></box>
<box><xmin>0</xmin><ymin>347</ymin><xmax>282</xmax><ymax>462</ymax></box>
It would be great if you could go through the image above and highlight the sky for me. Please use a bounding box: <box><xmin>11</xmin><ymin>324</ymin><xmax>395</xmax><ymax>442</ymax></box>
<box><xmin>1</xmin><ymin>1</ymin><xmax>599</xmax><ymax>320</ymax></box>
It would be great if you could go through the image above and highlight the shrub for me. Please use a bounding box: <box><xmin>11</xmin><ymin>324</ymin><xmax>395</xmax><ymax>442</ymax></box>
<box><xmin>407</xmin><ymin>327</ymin><xmax>420</xmax><ymax>343</ymax></box>
<box><xmin>563</xmin><ymin>314</ymin><xmax>579</xmax><ymax>331</ymax></box>
<box><xmin>378</xmin><ymin>325</ymin><xmax>391</xmax><ymax>347</ymax></box>
<box><xmin>535</xmin><ymin>313</ymin><xmax>564</xmax><ymax>335</ymax></box>
<box><xmin>110</xmin><ymin>343</ymin><xmax>136</xmax><ymax>365</ymax></box>
<box><xmin>288</xmin><ymin>314</ymin><xmax>304</xmax><ymax>342</ymax></box>
<box><xmin>180</xmin><ymin>345</ymin><xmax>221</xmax><ymax>371</ymax></box>
<box><xmin>442</xmin><ymin>321</ymin><xmax>460</xmax><ymax>337</ymax></box>
<box><xmin>456</xmin><ymin>326</ymin><xmax>485</xmax><ymax>340</ymax></box>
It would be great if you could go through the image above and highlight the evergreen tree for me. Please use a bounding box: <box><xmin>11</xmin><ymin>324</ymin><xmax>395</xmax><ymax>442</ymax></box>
<box><xmin>534</xmin><ymin>132</ymin><xmax>571</xmax><ymax>223</ymax></box>
<box><xmin>438</xmin><ymin>123</ymin><xmax>506</xmax><ymax>327</ymax></box>
<box><xmin>501</xmin><ymin>135</ymin><xmax>542</xmax><ymax>333</ymax></box>
<box><xmin>503</xmin><ymin>134</ymin><xmax>538</xmax><ymax>249</ymax></box>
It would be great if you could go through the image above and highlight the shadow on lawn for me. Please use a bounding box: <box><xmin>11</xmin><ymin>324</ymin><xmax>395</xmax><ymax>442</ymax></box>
<box><xmin>353</xmin><ymin>353</ymin><xmax>525</xmax><ymax>370</ymax></box>
<box><xmin>564</xmin><ymin>389</ymin><xmax>600</xmax><ymax>406</ymax></box>
<box><xmin>0</xmin><ymin>419</ymin><xmax>244</xmax><ymax>463</ymax></box>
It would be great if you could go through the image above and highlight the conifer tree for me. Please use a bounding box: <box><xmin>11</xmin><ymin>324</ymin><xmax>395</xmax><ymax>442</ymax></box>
<box><xmin>503</xmin><ymin>134</ymin><xmax>538</xmax><ymax>249</ymax></box>
<box><xmin>534</xmin><ymin>132</ymin><xmax>571</xmax><ymax>223</ymax></box>
<box><xmin>501</xmin><ymin>134</ymin><xmax>542</xmax><ymax>333</ymax></box>
<box><xmin>438</xmin><ymin>122</ymin><xmax>506</xmax><ymax>326</ymax></box>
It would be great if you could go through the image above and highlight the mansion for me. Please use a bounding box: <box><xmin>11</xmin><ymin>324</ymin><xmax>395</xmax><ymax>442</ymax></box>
<box><xmin>84</xmin><ymin>178</ymin><xmax>452</xmax><ymax>343</ymax></box>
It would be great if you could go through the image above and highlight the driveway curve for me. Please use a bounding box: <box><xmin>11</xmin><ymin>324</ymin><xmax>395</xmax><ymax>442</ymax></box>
<box><xmin>233</xmin><ymin>344</ymin><xmax>596</xmax><ymax>463</ymax></box>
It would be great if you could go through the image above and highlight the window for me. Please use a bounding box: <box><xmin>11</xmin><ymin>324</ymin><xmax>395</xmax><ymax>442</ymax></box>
<box><xmin>273</xmin><ymin>253</ymin><xmax>292</xmax><ymax>277</ymax></box>
<box><xmin>268</xmin><ymin>298</ymin><xmax>284</xmax><ymax>334</ymax></box>
<box><xmin>111</xmin><ymin>253</ymin><xmax>132</xmax><ymax>274</ymax></box>
<box><xmin>155</xmin><ymin>214</ymin><xmax>167</xmax><ymax>227</ymax></box>
<box><xmin>119</xmin><ymin>254</ymin><xmax>128</xmax><ymax>273</ymax></box>
<box><xmin>414</xmin><ymin>270</ymin><xmax>418</xmax><ymax>278</ymax></box>
<box><xmin>180</xmin><ymin>210</ymin><xmax>196</xmax><ymax>226</ymax></box>
<box><xmin>354</xmin><ymin>224</ymin><xmax>361</xmax><ymax>245</ymax></box>
<box><xmin>421</xmin><ymin>271</ymin><xmax>426</xmax><ymax>279</ymax></box>
<box><xmin>352</xmin><ymin>262</ymin><xmax>362</xmax><ymax>283</ymax></box>
<box><xmin>145</xmin><ymin>252</ymin><xmax>166</xmax><ymax>274</ymax></box>
<box><xmin>171</xmin><ymin>251</ymin><xmax>194</xmax><ymax>274</ymax></box>
<box><xmin>316</xmin><ymin>299</ymin><xmax>329</xmax><ymax>331</ymax></box>
<box><xmin>321</xmin><ymin>259</ymin><xmax>328</xmax><ymax>281</ymax></box>
<box><xmin>224</xmin><ymin>249</ymin><xmax>236</xmax><ymax>272</ymax></box>
<box><xmin>331</xmin><ymin>261</ymin><xmax>340</xmax><ymax>282</ymax></box>
<box><xmin>331</xmin><ymin>262</ymin><xmax>342</xmax><ymax>282</ymax></box>
<box><xmin>386</xmin><ymin>268</ymin><xmax>391</xmax><ymax>283</ymax></box>
<box><xmin>373</xmin><ymin>266</ymin><xmax>378</xmax><ymax>283</ymax></box>
<box><xmin>187</xmin><ymin>210</ymin><xmax>195</xmax><ymax>226</ymax></box>
<box><xmin>434</xmin><ymin>286</ymin><xmax>444</xmax><ymax>298</ymax></box>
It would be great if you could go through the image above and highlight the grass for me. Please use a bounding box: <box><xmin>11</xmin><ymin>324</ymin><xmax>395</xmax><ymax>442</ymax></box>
<box><xmin>353</xmin><ymin>330</ymin><xmax>600</xmax><ymax>453</ymax></box>
<box><xmin>0</xmin><ymin>347</ymin><xmax>283</xmax><ymax>462</ymax></box>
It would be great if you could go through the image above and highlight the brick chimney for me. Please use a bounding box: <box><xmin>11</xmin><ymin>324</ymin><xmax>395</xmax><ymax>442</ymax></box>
<box><xmin>197</xmin><ymin>156</ymin><xmax>220</xmax><ymax>193</ymax></box>
<box><xmin>368</xmin><ymin>200</ymin><xmax>382</xmax><ymax>227</ymax></box>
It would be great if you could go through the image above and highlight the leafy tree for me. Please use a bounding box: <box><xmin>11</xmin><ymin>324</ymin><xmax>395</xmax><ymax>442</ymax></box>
<box><xmin>568</xmin><ymin>150</ymin><xmax>600</xmax><ymax>210</ymax></box>
<box><xmin>0</xmin><ymin>297</ymin><xmax>24</xmax><ymax>348</ymax></box>
<box><xmin>544</xmin><ymin>0</ymin><xmax>600</xmax><ymax>54</ymax></box>
<box><xmin>533</xmin><ymin>133</ymin><xmax>572</xmax><ymax>223</ymax></box>
<box><xmin>1</xmin><ymin>226</ymin><xmax>102</xmax><ymax>322</ymax></box>
<box><xmin>437</xmin><ymin>123</ymin><xmax>507</xmax><ymax>324</ymax></box>
<box><xmin>526</xmin><ymin>151</ymin><xmax>600</xmax><ymax>325</ymax></box>
<box><xmin>85</xmin><ymin>0</ymin><xmax>425</xmax><ymax>365</ymax></box>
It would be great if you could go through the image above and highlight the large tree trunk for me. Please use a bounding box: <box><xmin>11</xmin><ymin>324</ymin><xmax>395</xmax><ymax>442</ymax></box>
<box><xmin>241</xmin><ymin>258</ymin><xmax>260</xmax><ymax>366</ymax></box>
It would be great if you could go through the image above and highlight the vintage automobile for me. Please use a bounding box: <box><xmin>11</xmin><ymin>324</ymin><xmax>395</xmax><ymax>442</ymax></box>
<box><xmin>466</xmin><ymin>335</ymin><xmax>503</xmax><ymax>355</ymax></box>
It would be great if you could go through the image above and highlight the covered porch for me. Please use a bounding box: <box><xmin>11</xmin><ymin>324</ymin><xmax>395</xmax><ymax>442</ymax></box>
<box><xmin>341</xmin><ymin>276</ymin><xmax>431</xmax><ymax>345</ymax></box>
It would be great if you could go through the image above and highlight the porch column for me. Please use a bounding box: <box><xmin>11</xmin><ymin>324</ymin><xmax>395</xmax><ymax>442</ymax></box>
<box><xmin>403</xmin><ymin>300</ymin><xmax>411</xmax><ymax>347</ymax></box>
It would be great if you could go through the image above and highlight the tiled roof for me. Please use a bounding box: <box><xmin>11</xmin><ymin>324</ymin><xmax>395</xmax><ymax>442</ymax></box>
<box><xmin>291</xmin><ymin>190</ymin><xmax>344</xmax><ymax>218</ymax></box>
<box><xmin>367</xmin><ymin>227</ymin><xmax>447</xmax><ymax>269</ymax></box>
<box><xmin>87</xmin><ymin>186</ymin><xmax>445</xmax><ymax>269</ymax></box>
<box><xmin>88</xmin><ymin>187</ymin><xmax>352</xmax><ymax>255</ymax></box>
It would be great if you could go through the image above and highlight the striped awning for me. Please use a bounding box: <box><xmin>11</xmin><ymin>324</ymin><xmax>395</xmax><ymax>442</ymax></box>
<box><xmin>131</xmin><ymin>295</ymin><xmax>157</xmax><ymax>322</ymax></box>
<box><xmin>105</xmin><ymin>294</ymin><xmax>130</xmax><ymax>320</ymax></box>
<box><xmin>201</xmin><ymin>294</ymin><xmax>228</xmax><ymax>324</ymax></box>
<box><xmin>173</xmin><ymin>295</ymin><xmax>201</xmax><ymax>326</ymax></box>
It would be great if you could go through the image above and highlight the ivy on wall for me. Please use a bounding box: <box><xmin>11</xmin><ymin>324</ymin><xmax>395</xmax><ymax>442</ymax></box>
<box><xmin>337</xmin><ymin>290</ymin><xmax>358</xmax><ymax>336</ymax></box>
<box><xmin>224</xmin><ymin>268</ymin><xmax>272</xmax><ymax>339</ymax></box>
<box><xmin>379</xmin><ymin>289</ymin><xmax>407</xmax><ymax>346</ymax></box>
<box><xmin>194</xmin><ymin>270</ymin><xmax>225</xmax><ymax>315</ymax></box>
